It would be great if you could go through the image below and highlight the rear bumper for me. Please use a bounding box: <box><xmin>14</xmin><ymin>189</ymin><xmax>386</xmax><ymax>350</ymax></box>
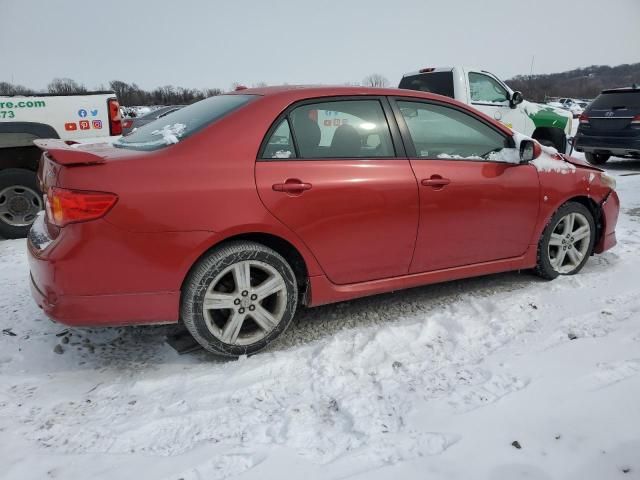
<box><xmin>575</xmin><ymin>134</ymin><xmax>640</xmax><ymax>156</ymax></box>
<box><xmin>29</xmin><ymin>272</ymin><xmax>179</xmax><ymax>327</ymax></box>
<box><xmin>594</xmin><ymin>190</ymin><xmax>620</xmax><ymax>254</ymax></box>
<box><xmin>27</xmin><ymin>213</ymin><xmax>215</xmax><ymax>327</ymax></box>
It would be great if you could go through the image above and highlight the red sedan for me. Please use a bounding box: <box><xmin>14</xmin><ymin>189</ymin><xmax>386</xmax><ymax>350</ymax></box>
<box><xmin>27</xmin><ymin>86</ymin><xmax>620</xmax><ymax>356</ymax></box>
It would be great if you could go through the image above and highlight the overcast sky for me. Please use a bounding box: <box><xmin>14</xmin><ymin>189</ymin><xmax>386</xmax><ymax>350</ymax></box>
<box><xmin>1</xmin><ymin>0</ymin><xmax>638</xmax><ymax>91</ymax></box>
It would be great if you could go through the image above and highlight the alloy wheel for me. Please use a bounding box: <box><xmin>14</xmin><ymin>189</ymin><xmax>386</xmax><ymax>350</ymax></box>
<box><xmin>201</xmin><ymin>260</ymin><xmax>287</xmax><ymax>346</ymax></box>
<box><xmin>547</xmin><ymin>212</ymin><xmax>591</xmax><ymax>274</ymax></box>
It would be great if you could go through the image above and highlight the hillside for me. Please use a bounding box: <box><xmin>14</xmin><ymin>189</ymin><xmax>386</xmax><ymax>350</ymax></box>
<box><xmin>506</xmin><ymin>63</ymin><xmax>640</xmax><ymax>101</ymax></box>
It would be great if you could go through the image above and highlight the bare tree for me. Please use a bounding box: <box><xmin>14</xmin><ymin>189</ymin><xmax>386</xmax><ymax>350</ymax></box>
<box><xmin>0</xmin><ymin>81</ymin><xmax>35</xmax><ymax>95</ymax></box>
<box><xmin>47</xmin><ymin>78</ymin><xmax>87</xmax><ymax>94</ymax></box>
<box><xmin>363</xmin><ymin>73</ymin><xmax>389</xmax><ymax>88</ymax></box>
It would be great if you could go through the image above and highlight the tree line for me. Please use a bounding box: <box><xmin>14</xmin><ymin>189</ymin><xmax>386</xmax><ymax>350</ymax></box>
<box><xmin>2</xmin><ymin>63</ymin><xmax>637</xmax><ymax>105</ymax></box>
<box><xmin>505</xmin><ymin>63</ymin><xmax>640</xmax><ymax>102</ymax></box>
<box><xmin>0</xmin><ymin>74</ymin><xmax>391</xmax><ymax>106</ymax></box>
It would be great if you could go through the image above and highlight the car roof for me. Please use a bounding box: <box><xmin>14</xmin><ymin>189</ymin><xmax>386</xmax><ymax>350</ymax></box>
<box><xmin>601</xmin><ymin>87</ymin><xmax>640</xmax><ymax>94</ymax></box>
<box><xmin>229</xmin><ymin>84</ymin><xmax>455</xmax><ymax>102</ymax></box>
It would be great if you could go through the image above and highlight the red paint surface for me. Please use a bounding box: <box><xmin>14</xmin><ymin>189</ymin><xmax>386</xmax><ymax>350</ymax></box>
<box><xmin>27</xmin><ymin>86</ymin><xmax>619</xmax><ymax>326</ymax></box>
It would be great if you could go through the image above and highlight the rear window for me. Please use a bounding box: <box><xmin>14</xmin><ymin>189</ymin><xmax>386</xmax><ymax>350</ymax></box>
<box><xmin>590</xmin><ymin>91</ymin><xmax>640</xmax><ymax>109</ymax></box>
<box><xmin>398</xmin><ymin>72</ymin><xmax>455</xmax><ymax>98</ymax></box>
<box><xmin>114</xmin><ymin>94</ymin><xmax>256</xmax><ymax>151</ymax></box>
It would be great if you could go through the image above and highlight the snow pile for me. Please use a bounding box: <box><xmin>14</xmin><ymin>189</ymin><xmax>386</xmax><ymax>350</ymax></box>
<box><xmin>151</xmin><ymin>123</ymin><xmax>187</xmax><ymax>145</ymax></box>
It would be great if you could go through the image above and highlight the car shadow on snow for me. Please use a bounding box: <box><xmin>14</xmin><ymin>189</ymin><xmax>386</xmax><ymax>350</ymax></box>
<box><xmin>43</xmin><ymin>269</ymin><xmax>545</xmax><ymax>371</ymax></box>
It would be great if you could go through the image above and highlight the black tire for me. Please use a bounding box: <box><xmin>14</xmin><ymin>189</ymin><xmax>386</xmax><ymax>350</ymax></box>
<box><xmin>585</xmin><ymin>152</ymin><xmax>610</xmax><ymax>165</ymax></box>
<box><xmin>181</xmin><ymin>241</ymin><xmax>298</xmax><ymax>357</ymax></box>
<box><xmin>535</xmin><ymin>202</ymin><xmax>596</xmax><ymax>280</ymax></box>
<box><xmin>0</xmin><ymin>168</ymin><xmax>43</xmax><ymax>239</ymax></box>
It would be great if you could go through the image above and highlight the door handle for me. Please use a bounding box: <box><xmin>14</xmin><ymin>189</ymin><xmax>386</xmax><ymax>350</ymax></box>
<box><xmin>421</xmin><ymin>176</ymin><xmax>451</xmax><ymax>188</ymax></box>
<box><xmin>272</xmin><ymin>179</ymin><xmax>312</xmax><ymax>194</ymax></box>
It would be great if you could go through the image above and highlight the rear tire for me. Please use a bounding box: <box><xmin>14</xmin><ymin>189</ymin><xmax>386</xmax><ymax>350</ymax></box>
<box><xmin>0</xmin><ymin>168</ymin><xmax>43</xmax><ymax>239</ymax></box>
<box><xmin>181</xmin><ymin>241</ymin><xmax>298</xmax><ymax>357</ymax></box>
<box><xmin>585</xmin><ymin>152</ymin><xmax>610</xmax><ymax>165</ymax></box>
<box><xmin>535</xmin><ymin>202</ymin><xmax>595</xmax><ymax>280</ymax></box>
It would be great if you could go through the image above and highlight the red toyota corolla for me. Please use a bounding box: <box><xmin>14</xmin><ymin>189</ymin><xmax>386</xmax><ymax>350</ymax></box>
<box><xmin>28</xmin><ymin>86</ymin><xmax>620</xmax><ymax>356</ymax></box>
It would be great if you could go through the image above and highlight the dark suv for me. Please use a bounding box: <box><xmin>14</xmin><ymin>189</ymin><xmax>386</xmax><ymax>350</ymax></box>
<box><xmin>575</xmin><ymin>87</ymin><xmax>640</xmax><ymax>164</ymax></box>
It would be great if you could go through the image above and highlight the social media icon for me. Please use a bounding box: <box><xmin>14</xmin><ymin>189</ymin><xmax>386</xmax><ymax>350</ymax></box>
<box><xmin>92</xmin><ymin>120</ymin><xmax>102</xmax><ymax>129</ymax></box>
<box><xmin>65</xmin><ymin>122</ymin><xmax>77</xmax><ymax>131</ymax></box>
<box><xmin>79</xmin><ymin>120</ymin><xmax>90</xmax><ymax>130</ymax></box>
<box><xmin>78</xmin><ymin>109</ymin><xmax>88</xmax><ymax>118</ymax></box>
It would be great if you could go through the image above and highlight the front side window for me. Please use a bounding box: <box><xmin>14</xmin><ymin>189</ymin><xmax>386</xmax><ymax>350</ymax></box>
<box><xmin>469</xmin><ymin>73</ymin><xmax>509</xmax><ymax>104</ymax></box>
<box><xmin>397</xmin><ymin>101</ymin><xmax>511</xmax><ymax>160</ymax></box>
<box><xmin>115</xmin><ymin>94</ymin><xmax>255</xmax><ymax>151</ymax></box>
<box><xmin>289</xmin><ymin>100</ymin><xmax>395</xmax><ymax>158</ymax></box>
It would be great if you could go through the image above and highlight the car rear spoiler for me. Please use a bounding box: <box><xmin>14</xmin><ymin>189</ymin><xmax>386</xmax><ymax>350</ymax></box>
<box><xmin>33</xmin><ymin>139</ymin><xmax>107</xmax><ymax>166</ymax></box>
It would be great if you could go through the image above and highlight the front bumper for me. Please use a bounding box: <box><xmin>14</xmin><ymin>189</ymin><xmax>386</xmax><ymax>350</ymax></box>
<box><xmin>594</xmin><ymin>190</ymin><xmax>620</xmax><ymax>254</ymax></box>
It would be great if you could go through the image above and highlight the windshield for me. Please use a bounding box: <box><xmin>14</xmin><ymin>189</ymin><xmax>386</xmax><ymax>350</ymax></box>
<box><xmin>114</xmin><ymin>94</ymin><xmax>256</xmax><ymax>151</ymax></box>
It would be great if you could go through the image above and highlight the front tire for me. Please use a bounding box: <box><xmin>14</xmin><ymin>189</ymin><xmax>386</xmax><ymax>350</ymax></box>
<box><xmin>0</xmin><ymin>168</ymin><xmax>43</xmax><ymax>239</ymax></box>
<box><xmin>535</xmin><ymin>202</ymin><xmax>596</xmax><ymax>280</ymax></box>
<box><xmin>181</xmin><ymin>241</ymin><xmax>298</xmax><ymax>357</ymax></box>
<box><xmin>585</xmin><ymin>152</ymin><xmax>610</xmax><ymax>165</ymax></box>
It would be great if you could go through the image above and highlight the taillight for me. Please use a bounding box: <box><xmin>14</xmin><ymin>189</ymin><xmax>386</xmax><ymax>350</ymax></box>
<box><xmin>632</xmin><ymin>115</ymin><xmax>640</xmax><ymax>125</ymax></box>
<box><xmin>122</xmin><ymin>119</ymin><xmax>133</xmax><ymax>129</ymax></box>
<box><xmin>419</xmin><ymin>67</ymin><xmax>435</xmax><ymax>73</ymax></box>
<box><xmin>579</xmin><ymin>113</ymin><xmax>589</xmax><ymax>124</ymax></box>
<box><xmin>45</xmin><ymin>187</ymin><xmax>117</xmax><ymax>227</ymax></box>
<box><xmin>108</xmin><ymin>98</ymin><xmax>122</xmax><ymax>135</ymax></box>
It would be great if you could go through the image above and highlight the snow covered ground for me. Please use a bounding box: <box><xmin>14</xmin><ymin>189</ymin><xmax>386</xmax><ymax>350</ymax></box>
<box><xmin>1</xmin><ymin>153</ymin><xmax>640</xmax><ymax>480</ymax></box>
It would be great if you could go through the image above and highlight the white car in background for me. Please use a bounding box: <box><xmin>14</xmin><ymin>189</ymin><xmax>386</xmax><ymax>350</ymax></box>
<box><xmin>547</xmin><ymin>98</ymin><xmax>588</xmax><ymax>118</ymax></box>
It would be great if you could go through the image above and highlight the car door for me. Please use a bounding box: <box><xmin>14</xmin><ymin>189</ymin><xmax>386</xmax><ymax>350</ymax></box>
<box><xmin>467</xmin><ymin>71</ymin><xmax>526</xmax><ymax>133</ymax></box>
<box><xmin>391</xmin><ymin>98</ymin><xmax>540</xmax><ymax>273</ymax></box>
<box><xmin>255</xmin><ymin>97</ymin><xmax>420</xmax><ymax>285</ymax></box>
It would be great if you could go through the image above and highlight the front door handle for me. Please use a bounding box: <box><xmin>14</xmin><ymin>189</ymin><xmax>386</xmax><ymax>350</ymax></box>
<box><xmin>272</xmin><ymin>179</ymin><xmax>312</xmax><ymax>194</ymax></box>
<box><xmin>421</xmin><ymin>175</ymin><xmax>451</xmax><ymax>188</ymax></box>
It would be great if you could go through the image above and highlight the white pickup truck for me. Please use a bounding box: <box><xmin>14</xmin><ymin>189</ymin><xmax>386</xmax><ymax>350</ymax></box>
<box><xmin>399</xmin><ymin>66</ymin><xmax>572</xmax><ymax>153</ymax></box>
<box><xmin>0</xmin><ymin>91</ymin><xmax>121</xmax><ymax>238</ymax></box>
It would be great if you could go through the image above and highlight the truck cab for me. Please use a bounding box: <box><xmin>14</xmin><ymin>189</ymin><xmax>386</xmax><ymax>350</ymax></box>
<box><xmin>399</xmin><ymin>66</ymin><xmax>572</xmax><ymax>153</ymax></box>
<box><xmin>0</xmin><ymin>91</ymin><xmax>121</xmax><ymax>238</ymax></box>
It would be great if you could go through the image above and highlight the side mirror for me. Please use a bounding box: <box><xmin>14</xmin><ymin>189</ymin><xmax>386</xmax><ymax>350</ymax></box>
<box><xmin>510</xmin><ymin>91</ymin><xmax>524</xmax><ymax>108</ymax></box>
<box><xmin>519</xmin><ymin>139</ymin><xmax>541</xmax><ymax>163</ymax></box>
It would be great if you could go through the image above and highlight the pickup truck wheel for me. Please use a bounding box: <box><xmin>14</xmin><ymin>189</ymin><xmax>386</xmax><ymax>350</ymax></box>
<box><xmin>0</xmin><ymin>169</ymin><xmax>43</xmax><ymax>239</ymax></box>
<box><xmin>585</xmin><ymin>152</ymin><xmax>610</xmax><ymax>165</ymax></box>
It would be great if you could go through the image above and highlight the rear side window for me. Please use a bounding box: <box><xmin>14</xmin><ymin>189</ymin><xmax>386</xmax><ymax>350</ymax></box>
<box><xmin>288</xmin><ymin>100</ymin><xmax>395</xmax><ymax>159</ymax></box>
<box><xmin>262</xmin><ymin>119</ymin><xmax>297</xmax><ymax>159</ymax></box>
<box><xmin>590</xmin><ymin>91</ymin><xmax>640</xmax><ymax>109</ymax></box>
<box><xmin>398</xmin><ymin>72</ymin><xmax>455</xmax><ymax>98</ymax></box>
<box><xmin>114</xmin><ymin>94</ymin><xmax>256</xmax><ymax>151</ymax></box>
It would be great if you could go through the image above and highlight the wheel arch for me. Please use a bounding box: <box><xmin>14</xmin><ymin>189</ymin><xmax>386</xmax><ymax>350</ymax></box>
<box><xmin>540</xmin><ymin>195</ymin><xmax>603</xmax><ymax>252</ymax></box>
<box><xmin>180</xmin><ymin>230</ymin><xmax>316</xmax><ymax>306</ymax></box>
<box><xmin>531</xmin><ymin>127</ymin><xmax>567</xmax><ymax>153</ymax></box>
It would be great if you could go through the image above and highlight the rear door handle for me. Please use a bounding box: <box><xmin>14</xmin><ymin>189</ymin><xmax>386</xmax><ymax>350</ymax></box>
<box><xmin>272</xmin><ymin>179</ymin><xmax>312</xmax><ymax>194</ymax></box>
<box><xmin>421</xmin><ymin>176</ymin><xmax>451</xmax><ymax>188</ymax></box>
